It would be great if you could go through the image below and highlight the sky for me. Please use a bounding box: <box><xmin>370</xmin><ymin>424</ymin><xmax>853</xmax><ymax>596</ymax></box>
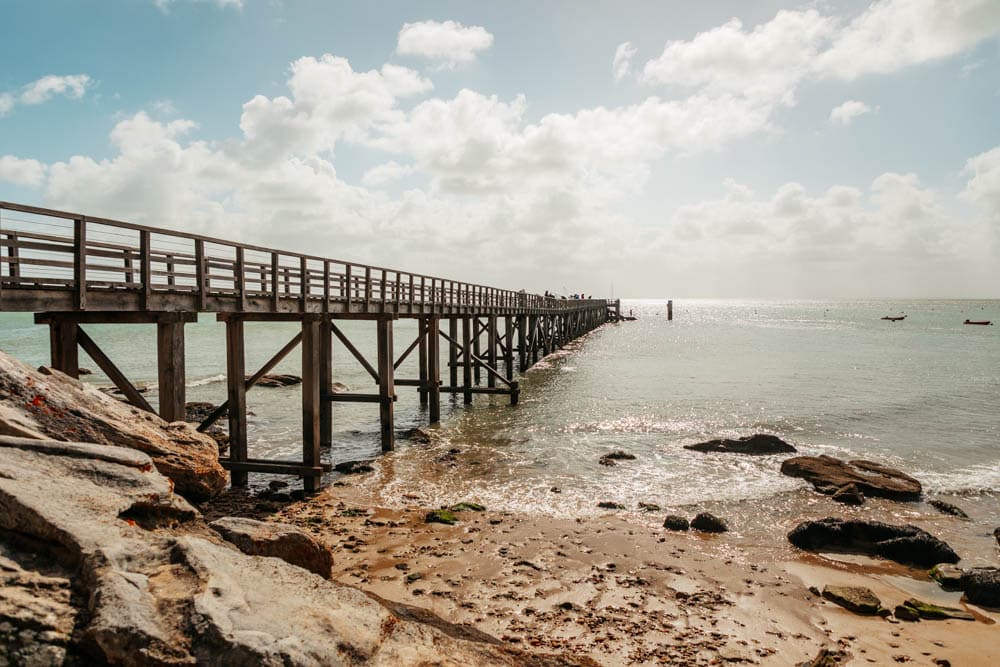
<box><xmin>1</xmin><ymin>0</ymin><xmax>999</xmax><ymax>298</ymax></box>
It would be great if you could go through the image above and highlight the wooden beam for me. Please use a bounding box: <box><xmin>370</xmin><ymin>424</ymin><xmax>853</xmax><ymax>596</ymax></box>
<box><xmin>330</xmin><ymin>322</ymin><xmax>379</xmax><ymax>383</ymax></box>
<box><xmin>517</xmin><ymin>315</ymin><xmax>527</xmax><ymax>373</ymax></box>
<box><xmin>76</xmin><ymin>327</ymin><xmax>154</xmax><ymax>413</ymax></box>
<box><xmin>319</xmin><ymin>317</ymin><xmax>332</xmax><ymax>447</ymax></box>
<box><xmin>323</xmin><ymin>393</ymin><xmax>395</xmax><ymax>403</ymax></box>
<box><xmin>448</xmin><ymin>318</ymin><xmax>458</xmax><ymax>388</ymax></box>
<box><xmin>376</xmin><ymin>318</ymin><xmax>395</xmax><ymax>452</ymax></box>
<box><xmin>427</xmin><ymin>316</ymin><xmax>440</xmax><ymax>423</ymax></box>
<box><xmin>461</xmin><ymin>317</ymin><xmax>472</xmax><ymax>404</ymax></box>
<box><xmin>156</xmin><ymin>319</ymin><xmax>186</xmax><ymax>422</ymax></box>
<box><xmin>73</xmin><ymin>217</ymin><xmax>87</xmax><ymax>310</ymax></box>
<box><xmin>487</xmin><ymin>315</ymin><xmax>497</xmax><ymax>389</ymax></box>
<box><xmin>48</xmin><ymin>321</ymin><xmax>79</xmax><ymax>379</ymax></box>
<box><xmin>225</xmin><ymin>317</ymin><xmax>248</xmax><ymax>487</ymax></box>
<box><xmin>301</xmin><ymin>317</ymin><xmax>321</xmax><ymax>492</ymax></box>
<box><xmin>139</xmin><ymin>230</ymin><xmax>151</xmax><ymax>311</ymax></box>
<box><xmin>418</xmin><ymin>318</ymin><xmax>428</xmax><ymax>405</ymax></box>
<box><xmin>504</xmin><ymin>315</ymin><xmax>514</xmax><ymax>380</ymax></box>
<box><xmin>219</xmin><ymin>459</ymin><xmax>326</xmax><ymax>477</ymax></box>
<box><xmin>36</xmin><ymin>311</ymin><xmax>197</xmax><ymax>325</ymax></box>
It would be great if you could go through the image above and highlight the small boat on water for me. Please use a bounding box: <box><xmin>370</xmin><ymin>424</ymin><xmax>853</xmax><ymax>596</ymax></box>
<box><xmin>881</xmin><ymin>315</ymin><xmax>906</xmax><ymax>321</ymax></box>
<box><xmin>963</xmin><ymin>319</ymin><xmax>993</xmax><ymax>326</ymax></box>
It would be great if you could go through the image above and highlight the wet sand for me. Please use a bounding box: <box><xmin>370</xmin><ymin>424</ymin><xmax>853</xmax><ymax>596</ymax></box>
<box><xmin>203</xmin><ymin>479</ymin><xmax>1000</xmax><ymax>666</ymax></box>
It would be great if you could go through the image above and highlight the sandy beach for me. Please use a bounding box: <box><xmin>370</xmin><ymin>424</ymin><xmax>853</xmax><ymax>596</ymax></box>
<box><xmin>202</xmin><ymin>471</ymin><xmax>1000</xmax><ymax>666</ymax></box>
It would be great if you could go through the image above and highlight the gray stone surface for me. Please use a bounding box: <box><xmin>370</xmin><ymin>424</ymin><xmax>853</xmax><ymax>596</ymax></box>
<box><xmin>210</xmin><ymin>516</ymin><xmax>334</xmax><ymax>578</ymax></box>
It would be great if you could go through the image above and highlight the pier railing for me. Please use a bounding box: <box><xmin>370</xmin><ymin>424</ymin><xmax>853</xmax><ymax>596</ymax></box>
<box><xmin>0</xmin><ymin>202</ymin><xmax>607</xmax><ymax>316</ymax></box>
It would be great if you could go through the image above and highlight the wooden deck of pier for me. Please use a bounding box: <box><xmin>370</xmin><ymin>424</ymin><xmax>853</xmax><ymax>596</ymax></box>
<box><xmin>0</xmin><ymin>201</ymin><xmax>620</xmax><ymax>490</ymax></box>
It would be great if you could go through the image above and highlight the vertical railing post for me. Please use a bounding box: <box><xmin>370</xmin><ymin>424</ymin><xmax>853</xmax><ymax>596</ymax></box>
<box><xmin>364</xmin><ymin>266</ymin><xmax>372</xmax><ymax>310</ymax></box>
<box><xmin>345</xmin><ymin>264</ymin><xmax>353</xmax><ymax>313</ymax></box>
<box><xmin>300</xmin><ymin>256</ymin><xmax>309</xmax><ymax>312</ymax></box>
<box><xmin>235</xmin><ymin>246</ymin><xmax>246</xmax><ymax>311</ymax></box>
<box><xmin>74</xmin><ymin>217</ymin><xmax>87</xmax><ymax>310</ymax></box>
<box><xmin>322</xmin><ymin>260</ymin><xmax>330</xmax><ymax>312</ymax></box>
<box><xmin>271</xmin><ymin>253</ymin><xmax>280</xmax><ymax>312</ymax></box>
<box><xmin>195</xmin><ymin>239</ymin><xmax>207</xmax><ymax>310</ymax></box>
<box><xmin>139</xmin><ymin>230</ymin><xmax>151</xmax><ymax>310</ymax></box>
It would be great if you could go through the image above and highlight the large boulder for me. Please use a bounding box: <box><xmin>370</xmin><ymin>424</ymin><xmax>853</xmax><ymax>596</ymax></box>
<box><xmin>210</xmin><ymin>516</ymin><xmax>333</xmax><ymax>579</ymax></box>
<box><xmin>821</xmin><ymin>585</ymin><xmax>884</xmax><ymax>615</ymax></box>
<box><xmin>0</xmin><ymin>436</ymin><xmax>595</xmax><ymax>666</ymax></box>
<box><xmin>684</xmin><ymin>433</ymin><xmax>796</xmax><ymax>455</ymax></box>
<box><xmin>959</xmin><ymin>567</ymin><xmax>1000</xmax><ymax>608</ymax></box>
<box><xmin>0</xmin><ymin>350</ymin><xmax>226</xmax><ymax>500</ymax></box>
<box><xmin>787</xmin><ymin>518</ymin><xmax>959</xmax><ymax>568</ymax></box>
<box><xmin>780</xmin><ymin>455</ymin><xmax>922</xmax><ymax>501</ymax></box>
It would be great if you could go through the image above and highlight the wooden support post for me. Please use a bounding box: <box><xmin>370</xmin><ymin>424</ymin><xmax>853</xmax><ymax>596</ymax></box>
<box><xmin>418</xmin><ymin>318</ymin><xmax>428</xmax><ymax>405</ymax></box>
<box><xmin>472</xmin><ymin>316</ymin><xmax>482</xmax><ymax>384</ymax></box>
<box><xmin>504</xmin><ymin>316</ymin><xmax>514</xmax><ymax>380</ymax></box>
<box><xmin>376</xmin><ymin>318</ymin><xmax>395</xmax><ymax>452</ymax></box>
<box><xmin>487</xmin><ymin>315</ymin><xmax>497</xmax><ymax>389</ymax></box>
<box><xmin>427</xmin><ymin>316</ymin><xmax>441</xmax><ymax>423</ymax></box>
<box><xmin>73</xmin><ymin>218</ymin><xmax>86</xmax><ymax>310</ymax></box>
<box><xmin>48</xmin><ymin>321</ymin><xmax>79</xmax><ymax>378</ymax></box>
<box><xmin>517</xmin><ymin>315</ymin><xmax>528</xmax><ymax>372</ymax></box>
<box><xmin>461</xmin><ymin>317</ymin><xmax>473</xmax><ymax>404</ymax></box>
<box><xmin>76</xmin><ymin>327</ymin><xmax>154</xmax><ymax>413</ymax></box>
<box><xmin>225</xmin><ymin>317</ymin><xmax>248</xmax><ymax>487</ymax></box>
<box><xmin>667</xmin><ymin>299</ymin><xmax>673</xmax><ymax>321</ymax></box>
<box><xmin>156</xmin><ymin>317</ymin><xmax>186</xmax><ymax>422</ymax></box>
<box><xmin>301</xmin><ymin>316</ymin><xmax>322</xmax><ymax>491</ymax></box>
<box><xmin>448</xmin><ymin>318</ymin><xmax>458</xmax><ymax>388</ymax></box>
<box><xmin>319</xmin><ymin>317</ymin><xmax>333</xmax><ymax>447</ymax></box>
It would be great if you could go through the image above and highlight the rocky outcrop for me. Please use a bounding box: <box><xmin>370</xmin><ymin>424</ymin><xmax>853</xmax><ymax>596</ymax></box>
<box><xmin>252</xmin><ymin>373</ymin><xmax>302</xmax><ymax>387</ymax></box>
<box><xmin>598</xmin><ymin>450</ymin><xmax>636</xmax><ymax>466</ymax></box>
<box><xmin>0</xmin><ymin>350</ymin><xmax>226</xmax><ymax>500</ymax></box>
<box><xmin>209</xmin><ymin>517</ymin><xmax>334</xmax><ymax>579</ymax></box>
<box><xmin>787</xmin><ymin>518</ymin><xmax>959</xmax><ymax>568</ymax></box>
<box><xmin>960</xmin><ymin>567</ymin><xmax>1000</xmax><ymax>608</ymax></box>
<box><xmin>780</xmin><ymin>455</ymin><xmax>922</xmax><ymax>501</ymax></box>
<box><xmin>928</xmin><ymin>499</ymin><xmax>968</xmax><ymax>518</ymax></box>
<box><xmin>0</xmin><ymin>436</ymin><xmax>595</xmax><ymax>666</ymax></box>
<box><xmin>831</xmin><ymin>483</ymin><xmax>864</xmax><ymax>505</ymax></box>
<box><xmin>929</xmin><ymin>563</ymin><xmax>965</xmax><ymax>589</ymax></box>
<box><xmin>684</xmin><ymin>433</ymin><xmax>796</xmax><ymax>455</ymax></box>
<box><xmin>334</xmin><ymin>459</ymin><xmax>376</xmax><ymax>474</ymax></box>
<box><xmin>896</xmin><ymin>598</ymin><xmax>974</xmax><ymax>621</ymax></box>
<box><xmin>662</xmin><ymin>515</ymin><xmax>690</xmax><ymax>531</ymax></box>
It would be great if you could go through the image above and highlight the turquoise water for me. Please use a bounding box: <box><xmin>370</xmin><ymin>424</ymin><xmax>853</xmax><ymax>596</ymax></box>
<box><xmin>2</xmin><ymin>299</ymin><xmax>999</xmax><ymax>548</ymax></box>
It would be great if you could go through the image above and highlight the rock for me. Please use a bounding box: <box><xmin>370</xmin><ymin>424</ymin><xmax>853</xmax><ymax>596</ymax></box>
<box><xmin>598</xmin><ymin>450</ymin><xmax>636</xmax><ymax>466</ymax></box>
<box><xmin>449</xmin><ymin>502</ymin><xmax>486</xmax><ymax>512</ymax></box>
<box><xmin>251</xmin><ymin>373</ymin><xmax>302</xmax><ymax>387</ymax></box>
<box><xmin>597</xmin><ymin>501</ymin><xmax>626</xmax><ymax>510</ymax></box>
<box><xmin>662</xmin><ymin>515</ymin><xmax>690</xmax><ymax>531</ymax></box>
<box><xmin>334</xmin><ymin>459</ymin><xmax>375</xmax><ymax>474</ymax></box>
<box><xmin>929</xmin><ymin>563</ymin><xmax>965</xmax><ymax>589</ymax></box>
<box><xmin>0</xmin><ymin>351</ymin><xmax>226</xmax><ymax>501</ymax></box>
<box><xmin>638</xmin><ymin>502</ymin><xmax>661</xmax><ymax>512</ymax></box>
<box><xmin>797</xmin><ymin>647</ymin><xmax>850</xmax><ymax>667</ymax></box>
<box><xmin>330</xmin><ymin>381</ymin><xmax>349</xmax><ymax>393</ymax></box>
<box><xmin>787</xmin><ymin>518</ymin><xmax>959</xmax><ymax>568</ymax></box>
<box><xmin>426</xmin><ymin>510</ymin><xmax>458</xmax><ymax>525</ymax></box>
<box><xmin>780</xmin><ymin>455</ymin><xmax>922</xmax><ymax>501</ymax></box>
<box><xmin>401</xmin><ymin>426</ymin><xmax>434</xmax><ymax>444</ymax></box>
<box><xmin>78</xmin><ymin>367</ymin><xmax>93</xmax><ymax>375</ymax></box>
<box><xmin>209</xmin><ymin>517</ymin><xmax>333</xmax><ymax>579</ymax></box>
<box><xmin>831</xmin><ymin>483</ymin><xmax>865</xmax><ymax>505</ymax></box>
<box><xmin>550</xmin><ymin>486</ymin><xmax>561</xmax><ymax>493</ymax></box>
<box><xmin>821</xmin><ymin>585</ymin><xmax>883</xmax><ymax>615</ymax></box>
<box><xmin>0</xmin><ymin>436</ymin><xmax>594</xmax><ymax>666</ymax></box>
<box><xmin>684</xmin><ymin>433</ymin><xmax>796</xmax><ymax>455</ymax></box>
<box><xmin>893</xmin><ymin>604</ymin><xmax>920</xmax><ymax>621</ymax></box>
<box><xmin>898</xmin><ymin>598</ymin><xmax>974</xmax><ymax>621</ymax></box>
<box><xmin>184</xmin><ymin>401</ymin><xmax>222</xmax><ymax>422</ymax></box>
<box><xmin>690</xmin><ymin>513</ymin><xmax>728</xmax><ymax>533</ymax></box>
<box><xmin>928</xmin><ymin>499</ymin><xmax>968</xmax><ymax>518</ymax></box>
<box><xmin>995</xmin><ymin>527</ymin><xmax>1000</xmax><ymax>546</ymax></box>
<box><xmin>959</xmin><ymin>567</ymin><xmax>1000</xmax><ymax>608</ymax></box>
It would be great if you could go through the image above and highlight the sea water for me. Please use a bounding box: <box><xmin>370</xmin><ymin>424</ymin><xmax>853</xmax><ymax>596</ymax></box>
<box><xmin>2</xmin><ymin>299</ymin><xmax>998</xmax><ymax>558</ymax></box>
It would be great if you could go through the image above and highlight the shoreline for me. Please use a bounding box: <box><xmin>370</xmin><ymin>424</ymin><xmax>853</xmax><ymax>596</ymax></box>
<box><xmin>201</xmin><ymin>470</ymin><xmax>1000</xmax><ymax>666</ymax></box>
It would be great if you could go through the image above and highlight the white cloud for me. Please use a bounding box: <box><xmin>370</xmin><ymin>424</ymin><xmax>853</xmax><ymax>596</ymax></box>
<box><xmin>0</xmin><ymin>155</ymin><xmax>47</xmax><ymax>187</ymax></box>
<box><xmin>829</xmin><ymin>100</ymin><xmax>871</xmax><ymax>125</ymax></box>
<box><xmin>962</xmin><ymin>145</ymin><xmax>1000</xmax><ymax>218</ymax></box>
<box><xmin>155</xmin><ymin>0</ymin><xmax>243</xmax><ymax>11</ymax></box>
<box><xmin>612</xmin><ymin>42</ymin><xmax>637</xmax><ymax>81</ymax></box>
<box><xmin>816</xmin><ymin>0</ymin><xmax>1000</xmax><ymax>80</ymax></box>
<box><xmin>396</xmin><ymin>20</ymin><xmax>494</xmax><ymax>68</ymax></box>
<box><xmin>0</xmin><ymin>74</ymin><xmax>92</xmax><ymax>117</ymax></box>
<box><xmin>638</xmin><ymin>0</ymin><xmax>1000</xmax><ymax>112</ymax></box>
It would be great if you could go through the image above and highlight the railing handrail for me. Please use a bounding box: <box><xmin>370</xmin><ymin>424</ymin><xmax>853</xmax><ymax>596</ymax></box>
<box><xmin>0</xmin><ymin>201</ymin><xmax>615</xmax><ymax>311</ymax></box>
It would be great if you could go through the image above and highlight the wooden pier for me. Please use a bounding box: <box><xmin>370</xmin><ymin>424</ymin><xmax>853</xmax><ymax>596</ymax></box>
<box><xmin>0</xmin><ymin>201</ymin><xmax>619</xmax><ymax>490</ymax></box>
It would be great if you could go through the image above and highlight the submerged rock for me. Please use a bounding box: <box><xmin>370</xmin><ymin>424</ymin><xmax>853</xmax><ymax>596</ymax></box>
<box><xmin>638</xmin><ymin>502</ymin><xmax>662</xmax><ymax>512</ymax></box>
<box><xmin>928</xmin><ymin>499</ymin><xmax>969</xmax><ymax>518</ymax></box>
<box><xmin>797</xmin><ymin>647</ymin><xmax>850</xmax><ymax>667</ymax></box>
<box><xmin>209</xmin><ymin>517</ymin><xmax>334</xmax><ymax>579</ymax></box>
<box><xmin>787</xmin><ymin>518</ymin><xmax>959</xmax><ymax>567</ymax></box>
<box><xmin>334</xmin><ymin>459</ymin><xmax>375</xmax><ymax>474</ymax></box>
<box><xmin>449</xmin><ymin>502</ymin><xmax>486</xmax><ymax>512</ymax></box>
<box><xmin>0</xmin><ymin>351</ymin><xmax>226</xmax><ymax>501</ymax></box>
<box><xmin>821</xmin><ymin>585</ymin><xmax>884</xmax><ymax>615</ymax></box>
<box><xmin>690</xmin><ymin>513</ymin><xmax>728</xmax><ymax>533</ymax></box>
<box><xmin>780</xmin><ymin>455</ymin><xmax>922</xmax><ymax>501</ymax></box>
<box><xmin>251</xmin><ymin>373</ymin><xmax>302</xmax><ymax>387</ymax></box>
<box><xmin>684</xmin><ymin>433</ymin><xmax>796</xmax><ymax>455</ymax></box>
<box><xmin>597</xmin><ymin>501</ymin><xmax>627</xmax><ymax>510</ymax></box>
<box><xmin>831</xmin><ymin>483</ymin><xmax>865</xmax><ymax>505</ymax></box>
<box><xmin>598</xmin><ymin>450</ymin><xmax>636</xmax><ymax>466</ymax></box>
<box><xmin>995</xmin><ymin>527</ymin><xmax>1000</xmax><ymax>546</ymax></box>
<box><xmin>662</xmin><ymin>515</ymin><xmax>690</xmax><ymax>531</ymax></box>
